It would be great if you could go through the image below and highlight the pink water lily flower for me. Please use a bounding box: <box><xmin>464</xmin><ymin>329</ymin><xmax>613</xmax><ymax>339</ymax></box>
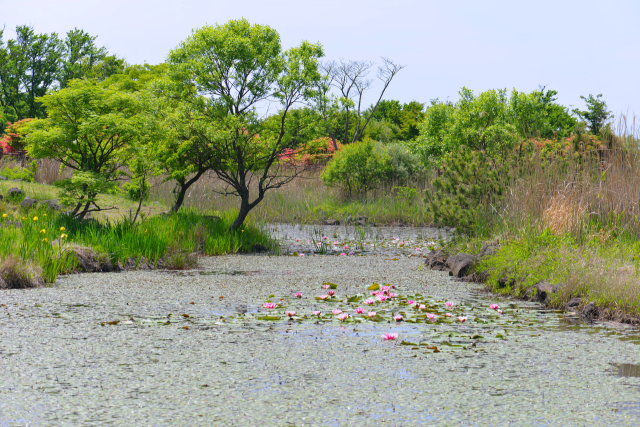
<box><xmin>263</xmin><ymin>302</ymin><xmax>277</xmax><ymax>309</ymax></box>
<box><xmin>340</xmin><ymin>253</ymin><xmax>346</xmax><ymax>256</ymax></box>
<box><xmin>416</xmin><ymin>247</ymin><xmax>422</xmax><ymax>252</ymax></box>
<box><xmin>406</xmin><ymin>300</ymin><xmax>416</xmax><ymax>305</ymax></box>
<box><xmin>446</xmin><ymin>302</ymin><xmax>454</xmax><ymax>308</ymax></box>
<box><xmin>381</xmin><ymin>286</ymin><xmax>390</xmax><ymax>291</ymax></box>
<box><xmin>497</xmin><ymin>309</ymin><xmax>503</xmax><ymax>315</ymax></box>
<box><xmin>427</xmin><ymin>313</ymin><xmax>436</xmax><ymax>321</ymax></box>
<box><xmin>371</xmin><ymin>244</ymin><xmax>375</xmax><ymax>247</ymax></box>
<box><xmin>445</xmin><ymin>312</ymin><xmax>452</xmax><ymax>317</ymax></box>
<box><xmin>337</xmin><ymin>313</ymin><xmax>348</xmax><ymax>321</ymax></box>
<box><xmin>317</xmin><ymin>242</ymin><xmax>322</xmax><ymax>247</ymax></box>
<box><xmin>312</xmin><ymin>311</ymin><xmax>321</xmax><ymax>316</ymax></box>
<box><xmin>458</xmin><ymin>316</ymin><xmax>467</xmax><ymax>323</ymax></box>
<box><xmin>382</xmin><ymin>333</ymin><xmax>398</xmax><ymax>340</ymax></box>
<box><xmin>298</xmin><ymin>253</ymin><xmax>305</xmax><ymax>257</ymax></box>
<box><xmin>294</xmin><ymin>293</ymin><xmax>302</xmax><ymax>298</ymax></box>
<box><xmin>355</xmin><ymin>307</ymin><xmax>365</xmax><ymax>314</ymax></box>
<box><xmin>296</xmin><ymin>238</ymin><xmax>300</xmax><ymax>242</ymax></box>
<box><xmin>370</xmin><ymin>291</ymin><xmax>378</xmax><ymax>296</ymax></box>
<box><xmin>349</xmin><ymin>251</ymin><xmax>354</xmax><ymax>255</ymax></box>
<box><xmin>323</xmin><ymin>284</ymin><xmax>330</xmax><ymax>289</ymax></box>
<box><xmin>419</xmin><ymin>304</ymin><xmax>426</xmax><ymax>310</ymax></box>
<box><xmin>332</xmin><ymin>309</ymin><xmax>342</xmax><ymax>315</ymax></box>
<box><xmin>327</xmin><ymin>290</ymin><xmax>335</xmax><ymax>296</ymax></box>
<box><xmin>490</xmin><ymin>304</ymin><xmax>500</xmax><ymax>310</ymax></box>
<box><xmin>388</xmin><ymin>292</ymin><xmax>396</xmax><ymax>298</ymax></box>
<box><xmin>322</xmin><ymin>236</ymin><xmax>327</xmax><ymax>240</ymax></box>
<box><xmin>317</xmin><ymin>295</ymin><xmax>328</xmax><ymax>300</ymax></box>
<box><xmin>285</xmin><ymin>311</ymin><xmax>296</xmax><ymax>317</ymax></box>
<box><xmin>306</xmin><ymin>240</ymin><xmax>310</xmax><ymax>243</ymax></box>
<box><xmin>368</xmin><ymin>311</ymin><xmax>376</xmax><ymax>317</ymax></box>
<box><xmin>377</xmin><ymin>295</ymin><xmax>388</xmax><ymax>302</ymax></box>
<box><xmin>364</xmin><ymin>299</ymin><xmax>375</xmax><ymax>305</ymax></box>
<box><xmin>343</xmin><ymin>245</ymin><xmax>349</xmax><ymax>249</ymax></box>
<box><xmin>394</xmin><ymin>315</ymin><xmax>403</xmax><ymax>321</ymax></box>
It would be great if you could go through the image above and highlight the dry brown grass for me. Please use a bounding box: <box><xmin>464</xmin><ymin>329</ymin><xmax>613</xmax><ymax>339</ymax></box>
<box><xmin>0</xmin><ymin>256</ymin><xmax>44</xmax><ymax>289</ymax></box>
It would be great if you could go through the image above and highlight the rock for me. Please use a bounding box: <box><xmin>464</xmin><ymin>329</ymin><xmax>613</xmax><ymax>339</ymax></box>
<box><xmin>1</xmin><ymin>220</ymin><xmax>22</xmax><ymax>229</ymax></box>
<box><xmin>41</xmin><ymin>200</ymin><xmax>61</xmax><ymax>211</ymax></box>
<box><xmin>521</xmin><ymin>286</ymin><xmax>536</xmax><ymax>300</ymax></box>
<box><xmin>497</xmin><ymin>277</ymin><xmax>515</xmax><ymax>289</ymax></box>
<box><xmin>552</xmin><ymin>283</ymin><xmax>566</xmax><ymax>293</ymax></box>
<box><xmin>565</xmin><ymin>297</ymin><xmax>582</xmax><ymax>309</ymax></box>
<box><xmin>582</xmin><ymin>301</ymin><xmax>598</xmax><ymax>319</ymax></box>
<box><xmin>252</xmin><ymin>243</ymin><xmax>269</xmax><ymax>252</ymax></box>
<box><xmin>447</xmin><ymin>253</ymin><xmax>477</xmax><ymax>278</ymax></box>
<box><xmin>6</xmin><ymin>188</ymin><xmax>25</xmax><ymax>200</ymax></box>
<box><xmin>344</xmin><ymin>215</ymin><xmax>352</xmax><ymax>224</ymax></box>
<box><xmin>20</xmin><ymin>198</ymin><xmax>38</xmax><ymax>209</ymax></box>
<box><xmin>124</xmin><ymin>257</ymin><xmax>150</xmax><ymax>270</ymax></box>
<box><xmin>535</xmin><ymin>282</ymin><xmax>554</xmax><ymax>303</ymax></box>
<box><xmin>67</xmin><ymin>244</ymin><xmax>114</xmax><ymax>273</ymax></box>
<box><xmin>478</xmin><ymin>243</ymin><xmax>498</xmax><ymax>259</ymax></box>
<box><xmin>0</xmin><ymin>175</ymin><xmax>7</xmax><ymax>180</ymax></box>
<box><xmin>425</xmin><ymin>249</ymin><xmax>448</xmax><ymax>271</ymax></box>
<box><xmin>0</xmin><ymin>194</ymin><xmax>2</xmax><ymax>201</ymax></box>
<box><xmin>324</xmin><ymin>219</ymin><xmax>340</xmax><ymax>226</ymax></box>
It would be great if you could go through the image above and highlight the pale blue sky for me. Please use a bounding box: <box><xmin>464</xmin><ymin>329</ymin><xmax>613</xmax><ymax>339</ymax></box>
<box><xmin>2</xmin><ymin>0</ymin><xmax>639</xmax><ymax>119</ymax></box>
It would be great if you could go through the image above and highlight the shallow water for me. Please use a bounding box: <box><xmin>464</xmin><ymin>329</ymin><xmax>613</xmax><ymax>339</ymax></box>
<box><xmin>1</xmin><ymin>255</ymin><xmax>640</xmax><ymax>426</ymax></box>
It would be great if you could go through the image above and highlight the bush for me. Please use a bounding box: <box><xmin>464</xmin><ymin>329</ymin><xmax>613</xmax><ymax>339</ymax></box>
<box><xmin>321</xmin><ymin>138</ymin><xmax>391</xmax><ymax>196</ymax></box>
<box><xmin>0</xmin><ymin>162</ymin><xmax>36</xmax><ymax>182</ymax></box>
<box><xmin>385</xmin><ymin>143</ymin><xmax>425</xmax><ymax>182</ymax></box>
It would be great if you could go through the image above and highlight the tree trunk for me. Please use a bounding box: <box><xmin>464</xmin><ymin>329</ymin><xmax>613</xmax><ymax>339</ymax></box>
<box><xmin>75</xmin><ymin>201</ymin><xmax>92</xmax><ymax>220</ymax></box>
<box><xmin>229</xmin><ymin>197</ymin><xmax>252</xmax><ymax>231</ymax></box>
<box><xmin>171</xmin><ymin>170</ymin><xmax>205</xmax><ymax>213</ymax></box>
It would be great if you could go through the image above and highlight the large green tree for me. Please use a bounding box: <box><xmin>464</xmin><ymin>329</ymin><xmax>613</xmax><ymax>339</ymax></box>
<box><xmin>163</xmin><ymin>19</ymin><xmax>324</xmax><ymax>229</ymax></box>
<box><xmin>25</xmin><ymin>79</ymin><xmax>158</xmax><ymax>219</ymax></box>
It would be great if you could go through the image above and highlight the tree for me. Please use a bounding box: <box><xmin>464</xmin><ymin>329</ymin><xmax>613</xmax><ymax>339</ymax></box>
<box><xmin>363</xmin><ymin>99</ymin><xmax>425</xmax><ymax>141</ymax></box>
<box><xmin>318</xmin><ymin>58</ymin><xmax>404</xmax><ymax>150</ymax></box>
<box><xmin>164</xmin><ymin>19</ymin><xmax>324</xmax><ymax>229</ymax></box>
<box><xmin>25</xmin><ymin>79</ymin><xmax>157</xmax><ymax>219</ymax></box>
<box><xmin>58</xmin><ymin>28</ymin><xmax>108</xmax><ymax>88</ymax></box>
<box><xmin>572</xmin><ymin>94</ymin><xmax>612</xmax><ymax>135</ymax></box>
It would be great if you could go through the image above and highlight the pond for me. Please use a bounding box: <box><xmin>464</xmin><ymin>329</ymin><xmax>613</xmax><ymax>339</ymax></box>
<box><xmin>1</xmin><ymin>246</ymin><xmax>640</xmax><ymax>425</ymax></box>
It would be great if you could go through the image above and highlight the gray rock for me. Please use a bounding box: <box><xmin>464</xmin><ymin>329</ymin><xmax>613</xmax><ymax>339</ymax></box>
<box><xmin>2</xmin><ymin>220</ymin><xmax>22</xmax><ymax>229</ymax></box>
<box><xmin>565</xmin><ymin>297</ymin><xmax>582</xmax><ymax>309</ymax></box>
<box><xmin>66</xmin><ymin>244</ymin><xmax>113</xmax><ymax>273</ymax></box>
<box><xmin>535</xmin><ymin>282</ymin><xmax>554</xmax><ymax>303</ymax></box>
<box><xmin>498</xmin><ymin>277</ymin><xmax>515</xmax><ymax>289</ymax></box>
<box><xmin>41</xmin><ymin>200</ymin><xmax>61</xmax><ymax>211</ymax></box>
<box><xmin>20</xmin><ymin>198</ymin><xmax>38</xmax><ymax>209</ymax></box>
<box><xmin>0</xmin><ymin>175</ymin><xmax>7</xmax><ymax>180</ymax></box>
<box><xmin>582</xmin><ymin>301</ymin><xmax>598</xmax><ymax>319</ymax></box>
<box><xmin>448</xmin><ymin>253</ymin><xmax>477</xmax><ymax>278</ymax></box>
<box><xmin>0</xmin><ymin>194</ymin><xmax>3</xmax><ymax>201</ymax></box>
<box><xmin>324</xmin><ymin>219</ymin><xmax>340</xmax><ymax>226</ymax></box>
<box><xmin>344</xmin><ymin>215</ymin><xmax>353</xmax><ymax>224</ymax></box>
<box><xmin>425</xmin><ymin>249</ymin><xmax>448</xmax><ymax>271</ymax></box>
<box><xmin>6</xmin><ymin>188</ymin><xmax>25</xmax><ymax>200</ymax></box>
<box><xmin>478</xmin><ymin>243</ymin><xmax>498</xmax><ymax>259</ymax></box>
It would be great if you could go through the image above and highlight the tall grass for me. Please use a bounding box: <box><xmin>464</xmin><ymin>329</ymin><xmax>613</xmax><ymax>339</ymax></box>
<box><xmin>0</xmin><ymin>205</ymin><xmax>277</xmax><ymax>285</ymax></box>
<box><xmin>149</xmin><ymin>168</ymin><xmax>435</xmax><ymax>225</ymax></box>
<box><xmin>458</xmin><ymin>115</ymin><xmax>640</xmax><ymax>319</ymax></box>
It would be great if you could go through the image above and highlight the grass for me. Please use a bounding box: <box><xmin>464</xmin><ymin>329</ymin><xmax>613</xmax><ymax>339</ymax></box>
<box><xmin>0</xmin><ymin>199</ymin><xmax>277</xmax><ymax>286</ymax></box>
<box><xmin>444</xmin><ymin>116</ymin><xmax>640</xmax><ymax>321</ymax></box>
<box><xmin>149</xmin><ymin>168</ymin><xmax>434</xmax><ymax>225</ymax></box>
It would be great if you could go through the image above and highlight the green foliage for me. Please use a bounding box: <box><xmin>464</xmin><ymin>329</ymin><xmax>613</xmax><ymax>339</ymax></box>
<box><xmin>122</xmin><ymin>176</ymin><xmax>150</xmax><ymax>202</ymax></box>
<box><xmin>385</xmin><ymin>143</ymin><xmax>425</xmax><ymax>182</ymax></box>
<box><xmin>163</xmin><ymin>19</ymin><xmax>324</xmax><ymax>229</ymax></box>
<box><xmin>364</xmin><ymin>100</ymin><xmax>425</xmax><ymax>141</ymax></box>
<box><xmin>413</xmin><ymin>87</ymin><xmax>576</xmax><ymax>165</ymax></box>
<box><xmin>321</xmin><ymin>138</ymin><xmax>391</xmax><ymax>196</ymax></box>
<box><xmin>572</xmin><ymin>94</ymin><xmax>613</xmax><ymax>135</ymax></box>
<box><xmin>0</xmin><ymin>164</ymin><xmax>35</xmax><ymax>182</ymax></box>
<box><xmin>427</xmin><ymin>150</ymin><xmax>509</xmax><ymax>233</ymax></box>
<box><xmin>24</xmin><ymin>78</ymin><xmax>159</xmax><ymax>219</ymax></box>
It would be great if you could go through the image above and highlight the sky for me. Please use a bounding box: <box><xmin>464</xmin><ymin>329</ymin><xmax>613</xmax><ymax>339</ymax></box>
<box><xmin>2</xmin><ymin>0</ymin><xmax>639</xmax><ymax>120</ymax></box>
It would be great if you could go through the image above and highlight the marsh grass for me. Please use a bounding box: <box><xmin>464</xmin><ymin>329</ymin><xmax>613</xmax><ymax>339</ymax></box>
<box><xmin>0</xmin><ymin>206</ymin><xmax>277</xmax><ymax>284</ymax></box>
<box><xmin>149</xmin><ymin>168</ymin><xmax>434</xmax><ymax>225</ymax></box>
<box><xmin>453</xmin><ymin>115</ymin><xmax>640</xmax><ymax>319</ymax></box>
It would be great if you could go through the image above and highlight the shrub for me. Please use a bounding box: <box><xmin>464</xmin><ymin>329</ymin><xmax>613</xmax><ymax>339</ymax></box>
<box><xmin>0</xmin><ymin>119</ymin><xmax>33</xmax><ymax>153</ymax></box>
<box><xmin>321</xmin><ymin>138</ymin><xmax>391</xmax><ymax>197</ymax></box>
<box><xmin>385</xmin><ymin>143</ymin><xmax>425</xmax><ymax>182</ymax></box>
<box><xmin>0</xmin><ymin>256</ymin><xmax>43</xmax><ymax>289</ymax></box>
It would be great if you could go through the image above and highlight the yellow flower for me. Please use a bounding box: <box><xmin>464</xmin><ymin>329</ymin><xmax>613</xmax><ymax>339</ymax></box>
<box><xmin>42</xmin><ymin>238</ymin><xmax>48</xmax><ymax>243</ymax></box>
<box><xmin>2</xmin><ymin>214</ymin><xmax>6</xmax><ymax>218</ymax></box>
<box><xmin>60</xmin><ymin>227</ymin><xmax>66</xmax><ymax>232</ymax></box>
<box><xmin>22</xmin><ymin>217</ymin><xmax>26</xmax><ymax>220</ymax></box>
<box><xmin>61</xmin><ymin>234</ymin><xmax>67</xmax><ymax>239</ymax></box>
<box><xmin>43</xmin><ymin>213</ymin><xmax>47</xmax><ymax>217</ymax></box>
<box><xmin>40</xmin><ymin>229</ymin><xmax>46</xmax><ymax>234</ymax></box>
<box><xmin>33</xmin><ymin>216</ymin><xmax>38</xmax><ymax>221</ymax></box>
